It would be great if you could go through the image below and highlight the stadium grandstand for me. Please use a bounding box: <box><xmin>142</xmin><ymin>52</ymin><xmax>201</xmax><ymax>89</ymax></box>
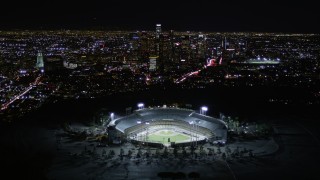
<box><xmin>109</xmin><ymin>106</ymin><xmax>227</xmax><ymax>147</ymax></box>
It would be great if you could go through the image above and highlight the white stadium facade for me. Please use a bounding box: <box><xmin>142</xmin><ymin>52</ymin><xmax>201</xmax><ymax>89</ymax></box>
<box><xmin>109</xmin><ymin>107</ymin><xmax>227</xmax><ymax>147</ymax></box>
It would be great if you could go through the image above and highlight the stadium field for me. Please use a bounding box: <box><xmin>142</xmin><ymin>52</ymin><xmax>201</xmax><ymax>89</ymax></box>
<box><xmin>147</xmin><ymin>130</ymin><xmax>190</xmax><ymax>144</ymax></box>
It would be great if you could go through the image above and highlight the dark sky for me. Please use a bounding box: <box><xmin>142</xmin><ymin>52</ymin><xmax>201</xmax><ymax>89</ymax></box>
<box><xmin>1</xmin><ymin>0</ymin><xmax>319</xmax><ymax>32</ymax></box>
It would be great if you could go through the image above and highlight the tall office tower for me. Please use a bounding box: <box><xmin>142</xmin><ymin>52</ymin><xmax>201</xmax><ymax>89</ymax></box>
<box><xmin>155</xmin><ymin>24</ymin><xmax>165</xmax><ymax>72</ymax></box>
<box><xmin>224</xmin><ymin>37</ymin><xmax>229</xmax><ymax>50</ymax></box>
<box><xmin>155</xmin><ymin>24</ymin><xmax>162</xmax><ymax>55</ymax></box>
<box><xmin>169</xmin><ymin>30</ymin><xmax>175</xmax><ymax>62</ymax></box>
<box><xmin>156</xmin><ymin>24</ymin><xmax>161</xmax><ymax>39</ymax></box>
<box><xmin>149</xmin><ymin>56</ymin><xmax>158</xmax><ymax>71</ymax></box>
<box><xmin>36</xmin><ymin>52</ymin><xmax>44</xmax><ymax>69</ymax></box>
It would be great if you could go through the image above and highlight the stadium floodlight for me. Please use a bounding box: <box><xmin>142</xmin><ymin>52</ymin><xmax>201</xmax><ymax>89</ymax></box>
<box><xmin>200</xmin><ymin>106</ymin><xmax>208</xmax><ymax>115</ymax></box>
<box><xmin>201</xmin><ymin>106</ymin><xmax>208</xmax><ymax>111</ymax></box>
<box><xmin>137</xmin><ymin>103</ymin><xmax>144</xmax><ymax>109</ymax></box>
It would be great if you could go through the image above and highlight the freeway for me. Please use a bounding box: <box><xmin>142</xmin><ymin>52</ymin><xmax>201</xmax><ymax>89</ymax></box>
<box><xmin>1</xmin><ymin>76</ymin><xmax>41</xmax><ymax>111</ymax></box>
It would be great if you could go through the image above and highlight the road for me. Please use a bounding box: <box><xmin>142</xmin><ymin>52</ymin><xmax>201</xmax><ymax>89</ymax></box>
<box><xmin>1</xmin><ymin>75</ymin><xmax>41</xmax><ymax>111</ymax></box>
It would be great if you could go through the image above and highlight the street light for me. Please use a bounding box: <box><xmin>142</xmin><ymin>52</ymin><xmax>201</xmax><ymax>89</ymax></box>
<box><xmin>200</xmin><ymin>106</ymin><xmax>208</xmax><ymax>115</ymax></box>
<box><xmin>137</xmin><ymin>103</ymin><xmax>144</xmax><ymax>109</ymax></box>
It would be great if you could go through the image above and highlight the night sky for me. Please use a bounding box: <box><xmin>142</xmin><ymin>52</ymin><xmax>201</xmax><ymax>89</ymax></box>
<box><xmin>1</xmin><ymin>0</ymin><xmax>319</xmax><ymax>32</ymax></box>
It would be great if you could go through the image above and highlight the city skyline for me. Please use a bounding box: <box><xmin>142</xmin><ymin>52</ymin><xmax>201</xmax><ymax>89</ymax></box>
<box><xmin>0</xmin><ymin>8</ymin><xmax>320</xmax><ymax>178</ymax></box>
<box><xmin>1</xmin><ymin>0</ymin><xmax>319</xmax><ymax>33</ymax></box>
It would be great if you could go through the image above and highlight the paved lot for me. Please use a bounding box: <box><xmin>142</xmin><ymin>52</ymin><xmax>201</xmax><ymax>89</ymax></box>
<box><xmin>1</xmin><ymin>117</ymin><xmax>320</xmax><ymax>180</ymax></box>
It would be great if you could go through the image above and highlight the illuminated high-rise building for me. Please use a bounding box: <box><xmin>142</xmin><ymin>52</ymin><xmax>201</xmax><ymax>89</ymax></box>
<box><xmin>36</xmin><ymin>52</ymin><xmax>44</xmax><ymax>70</ymax></box>
<box><xmin>149</xmin><ymin>56</ymin><xmax>158</xmax><ymax>71</ymax></box>
<box><xmin>155</xmin><ymin>24</ymin><xmax>165</xmax><ymax>72</ymax></box>
<box><xmin>155</xmin><ymin>24</ymin><xmax>161</xmax><ymax>63</ymax></box>
<box><xmin>156</xmin><ymin>24</ymin><xmax>161</xmax><ymax>39</ymax></box>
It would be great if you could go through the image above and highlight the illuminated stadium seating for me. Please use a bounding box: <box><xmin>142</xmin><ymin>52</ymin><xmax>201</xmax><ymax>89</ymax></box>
<box><xmin>112</xmin><ymin>107</ymin><xmax>227</xmax><ymax>144</ymax></box>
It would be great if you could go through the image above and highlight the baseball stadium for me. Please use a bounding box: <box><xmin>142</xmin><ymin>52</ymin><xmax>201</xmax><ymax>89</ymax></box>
<box><xmin>109</xmin><ymin>105</ymin><xmax>227</xmax><ymax>147</ymax></box>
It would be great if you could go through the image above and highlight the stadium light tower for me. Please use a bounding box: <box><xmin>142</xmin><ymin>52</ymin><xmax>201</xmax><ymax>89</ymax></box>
<box><xmin>137</xmin><ymin>103</ymin><xmax>144</xmax><ymax>109</ymax></box>
<box><xmin>145</xmin><ymin>121</ymin><xmax>150</xmax><ymax>145</ymax></box>
<box><xmin>200</xmin><ymin>106</ymin><xmax>208</xmax><ymax>115</ymax></box>
<box><xmin>110</xmin><ymin>113</ymin><xmax>114</xmax><ymax>121</ymax></box>
<box><xmin>189</xmin><ymin>121</ymin><xmax>194</xmax><ymax>146</ymax></box>
<box><xmin>195</xmin><ymin>120</ymin><xmax>200</xmax><ymax>147</ymax></box>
